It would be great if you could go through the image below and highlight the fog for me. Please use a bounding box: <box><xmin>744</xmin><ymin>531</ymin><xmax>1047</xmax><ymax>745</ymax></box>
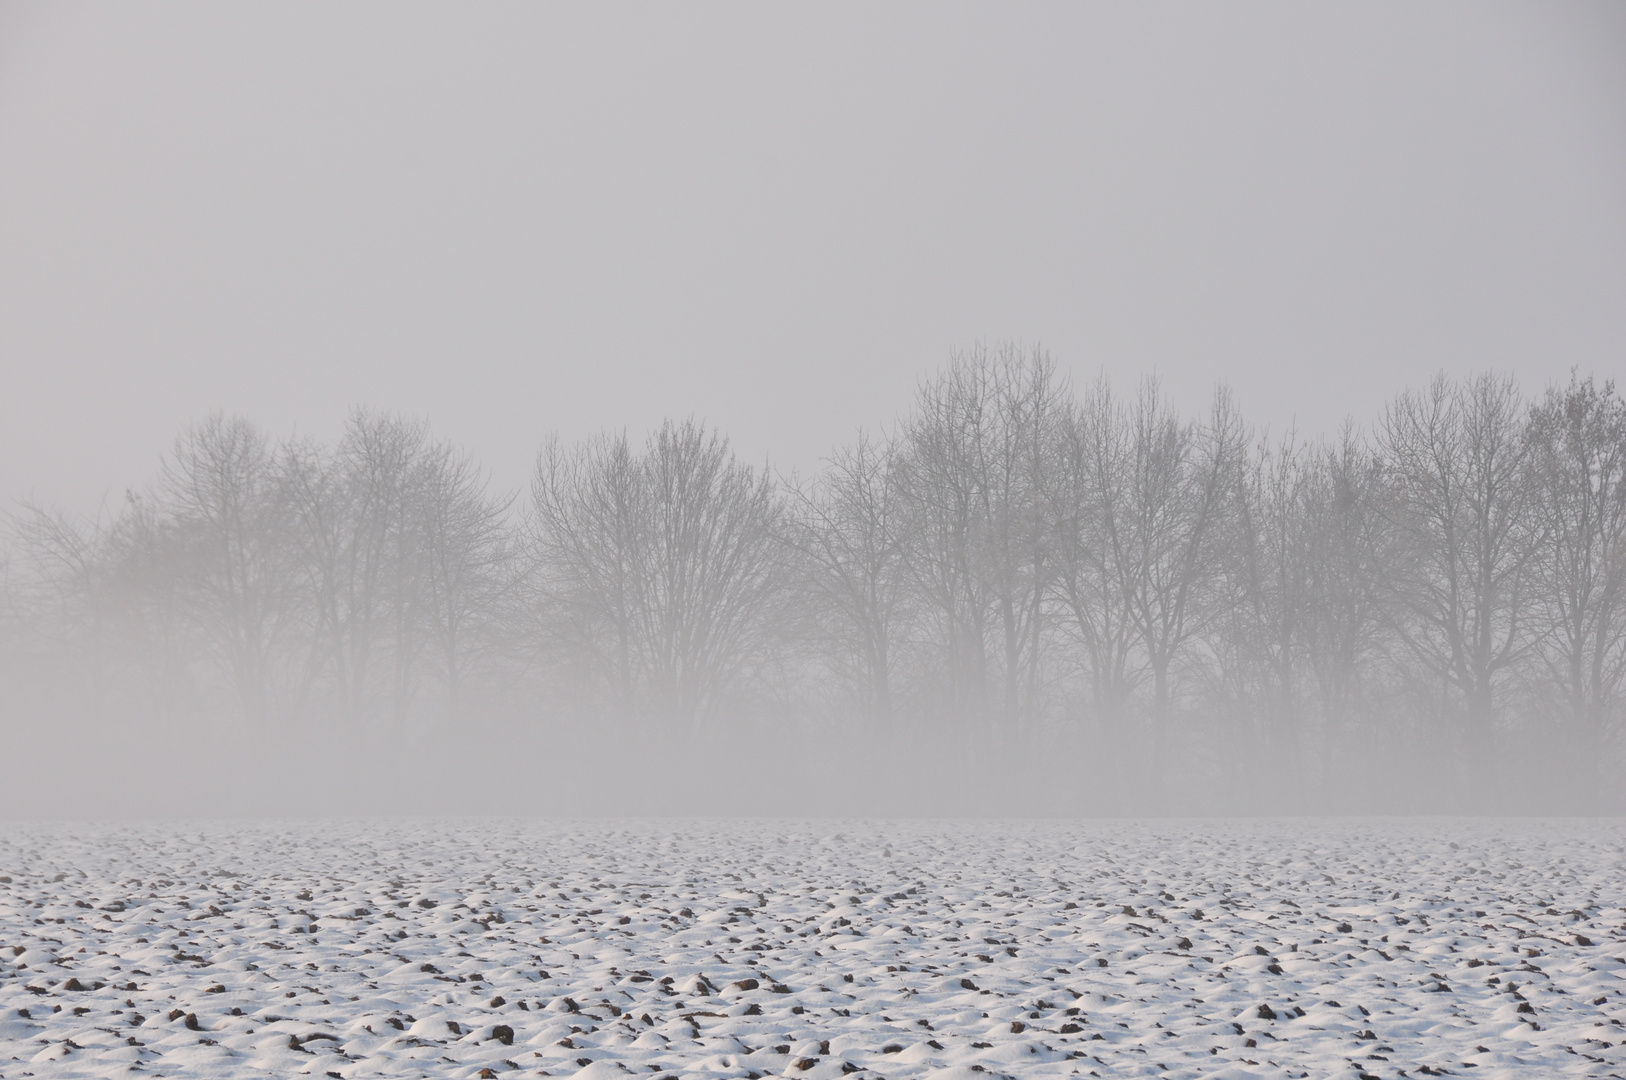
<box><xmin>3</xmin><ymin>4</ymin><xmax>1625</xmax><ymax>818</ymax></box>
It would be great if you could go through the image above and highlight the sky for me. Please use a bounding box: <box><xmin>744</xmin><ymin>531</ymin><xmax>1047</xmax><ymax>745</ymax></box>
<box><xmin>2</xmin><ymin>2</ymin><xmax>1624</xmax><ymax>517</ymax></box>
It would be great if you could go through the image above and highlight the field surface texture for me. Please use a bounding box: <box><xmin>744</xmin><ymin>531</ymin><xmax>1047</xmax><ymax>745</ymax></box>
<box><xmin>1</xmin><ymin>819</ymin><xmax>1623</xmax><ymax>1080</ymax></box>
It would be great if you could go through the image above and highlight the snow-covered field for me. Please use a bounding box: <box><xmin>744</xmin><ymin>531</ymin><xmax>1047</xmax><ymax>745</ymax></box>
<box><xmin>1</xmin><ymin>820</ymin><xmax>1623</xmax><ymax>1080</ymax></box>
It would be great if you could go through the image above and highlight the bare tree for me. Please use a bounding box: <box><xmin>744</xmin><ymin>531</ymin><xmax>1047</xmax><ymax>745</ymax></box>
<box><xmin>3</xmin><ymin>503</ymin><xmax>125</xmax><ymax>709</ymax></box>
<box><xmin>529</xmin><ymin>419</ymin><xmax>787</xmax><ymax>729</ymax></box>
<box><xmin>782</xmin><ymin>430</ymin><xmax>906</xmax><ymax>727</ymax></box>
<box><xmin>413</xmin><ymin>438</ymin><xmax>518</xmax><ymax>725</ymax></box>
<box><xmin>529</xmin><ymin>431</ymin><xmax>646</xmax><ymax>722</ymax></box>
<box><xmin>10</xmin><ymin>358</ymin><xmax>1626</xmax><ymax>812</ymax></box>
<box><xmin>1119</xmin><ymin>381</ymin><xmax>1242</xmax><ymax>776</ymax></box>
<box><xmin>286</xmin><ymin>410</ymin><xmax>430</xmax><ymax>726</ymax></box>
<box><xmin>1210</xmin><ymin>431</ymin><xmax>1314</xmax><ymax>792</ymax></box>
<box><xmin>103</xmin><ymin>490</ymin><xmax>199</xmax><ymax>718</ymax></box>
<box><xmin>1051</xmin><ymin>378</ymin><xmax>1142</xmax><ymax>739</ymax></box>
<box><xmin>1526</xmin><ymin>372</ymin><xmax>1626</xmax><ymax>806</ymax></box>
<box><xmin>982</xmin><ymin>346</ymin><xmax>1066</xmax><ymax>737</ymax></box>
<box><xmin>896</xmin><ymin>342</ymin><xmax>1061</xmax><ymax>737</ymax></box>
<box><xmin>1379</xmin><ymin>372</ymin><xmax>1543</xmax><ymax>781</ymax></box>
<box><xmin>1299</xmin><ymin>427</ymin><xmax>1397</xmax><ymax>796</ymax></box>
<box><xmin>635</xmin><ymin>420</ymin><xmax>788</xmax><ymax>728</ymax></box>
<box><xmin>159</xmin><ymin>414</ymin><xmax>305</xmax><ymax>726</ymax></box>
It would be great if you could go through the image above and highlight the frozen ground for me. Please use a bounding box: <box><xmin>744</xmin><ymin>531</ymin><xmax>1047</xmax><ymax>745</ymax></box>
<box><xmin>1</xmin><ymin>820</ymin><xmax>1623</xmax><ymax>1080</ymax></box>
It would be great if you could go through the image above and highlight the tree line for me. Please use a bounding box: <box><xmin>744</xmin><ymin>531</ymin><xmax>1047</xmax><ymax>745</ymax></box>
<box><xmin>4</xmin><ymin>347</ymin><xmax>1623</xmax><ymax>811</ymax></box>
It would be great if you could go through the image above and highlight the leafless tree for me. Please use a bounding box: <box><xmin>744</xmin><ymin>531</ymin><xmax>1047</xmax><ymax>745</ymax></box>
<box><xmin>782</xmin><ymin>430</ymin><xmax>907</xmax><ymax>727</ymax></box>
<box><xmin>529</xmin><ymin>419</ymin><xmax>787</xmax><ymax>730</ymax></box>
<box><xmin>1051</xmin><ymin>378</ymin><xmax>1142</xmax><ymax>739</ymax></box>
<box><xmin>635</xmin><ymin>420</ymin><xmax>788</xmax><ymax>728</ymax></box>
<box><xmin>529</xmin><ymin>431</ymin><xmax>647</xmax><ymax>723</ymax></box>
<box><xmin>285</xmin><ymin>410</ymin><xmax>429</xmax><ymax>726</ymax></box>
<box><xmin>3</xmin><ymin>503</ymin><xmax>125</xmax><ymax>708</ymax></box>
<box><xmin>895</xmin><ymin>363</ymin><xmax>995</xmax><ymax>732</ymax></box>
<box><xmin>896</xmin><ymin>342</ymin><xmax>1062</xmax><ymax>738</ymax></box>
<box><xmin>413</xmin><ymin>438</ymin><xmax>518</xmax><ymax>725</ymax></box>
<box><xmin>1525</xmin><ymin>372</ymin><xmax>1626</xmax><ymax>806</ymax></box>
<box><xmin>1210</xmin><ymin>430</ymin><xmax>1313</xmax><ymax>792</ymax></box>
<box><xmin>1119</xmin><ymin>380</ymin><xmax>1243</xmax><ymax>774</ymax></box>
<box><xmin>158</xmin><ymin>414</ymin><xmax>306</xmax><ymax>726</ymax></box>
<box><xmin>1379</xmin><ymin>372</ymin><xmax>1543</xmax><ymax>780</ymax></box>
<box><xmin>104</xmin><ymin>490</ymin><xmax>199</xmax><ymax>718</ymax></box>
<box><xmin>1299</xmin><ymin>427</ymin><xmax>1397</xmax><ymax>795</ymax></box>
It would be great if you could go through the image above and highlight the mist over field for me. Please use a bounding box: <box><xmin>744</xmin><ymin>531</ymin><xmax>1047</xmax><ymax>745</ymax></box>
<box><xmin>2</xmin><ymin>3</ymin><xmax>1625</xmax><ymax>820</ymax></box>
<box><xmin>3</xmin><ymin>358</ymin><xmax>1625</xmax><ymax>818</ymax></box>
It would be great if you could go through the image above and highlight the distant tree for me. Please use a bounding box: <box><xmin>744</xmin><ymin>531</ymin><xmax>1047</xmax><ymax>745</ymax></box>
<box><xmin>413</xmin><ymin>438</ymin><xmax>518</xmax><ymax>725</ymax></box>
<box><xmin>1119</xmin><ymin>381</ymin><xmax>1242</xmax><ymax>773</ymax></box>
<box><xmin>529</xmin><ymin>430</ymin><xmax>649</xmax><ymax>724</ymax></box>
<box><xmin>529</xmin><ymin>419</ymin><xmax>787</xmax><ymax>729</ymax></box>
<box><xmin>895</xmin><ymin>359</ymin><xmax>996</xmax><ymax>732</ymax></box>
<box><xmin>3</xmin><ymin>503</ymin><xmax>122</xmax><ymax>707</ymax></box>
<box><xmin>11</xmin><ymin>357</ymin><xmax>1626</xmax><ymax>812</ymax></box>
<box><xmin>633</xmin><ymin>420</ymin><xmax>788</xmax><ymax>728</ymax></box>
<box><xmin>285</xmin><ymin>410</ymin><xmax>428</xmax><ymax>725</ymax></box>
<box><xmin>104</xmin><ymin>489</ymin><xmax>198</xmax><ymax>717</ymax></box>
<box><xmin>159</xmin><ymin>414</ymin><xmax>304</xmax><ymax>725</ymax></box>
<box><xmin>782</xmin><ymin>430</ymin><xmax>907</xmax><ymax>728</ymax></box>
<box><xmin>1379</xmin><ymin>373</ymin><xmax>1543</xmax><ymax>780</ymax></box>
<box><xmin>896</xmin><ymin>342</ymin><xmax>1062</xmax><ymax>737</ymax></box>
<box><xmin>1525</xmin><ymin>372</ymin><xmax>1626</xmax><ymax>807</ymax></box>
<box><xmin>1211</xmin><ymin>430</ymin><xmax>1313</xmax><ymax>790</ymax></box>
<box><xmin>1051</xmin><ymin>378</ymin><xmax>1142</xmax><ymax>737</ymax></box>
<box><xmin>1299</xmin><ymin>428</ymin><xmax>1396</xmax><ymax>793</ymax></box>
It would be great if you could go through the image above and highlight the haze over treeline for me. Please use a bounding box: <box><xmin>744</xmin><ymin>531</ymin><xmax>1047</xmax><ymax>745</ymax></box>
<box><xmin>3</xmin><ymin>349</ymin><xmax>1623</xmax><ymax>817</ymax></box>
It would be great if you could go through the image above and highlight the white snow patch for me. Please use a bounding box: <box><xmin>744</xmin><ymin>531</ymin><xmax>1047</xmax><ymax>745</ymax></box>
<box><xmin>0</xmin><ymin>818</ymin><xmax>1622</xmax><ymax>1078</ymax></box>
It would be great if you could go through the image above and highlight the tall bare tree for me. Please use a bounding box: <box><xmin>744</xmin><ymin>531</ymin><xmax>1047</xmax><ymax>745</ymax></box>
<box><xmin>1379</xmin><ymin>372</ymin><xmax>1543</xmax><ymax>778</ymax></box>
<box><xmin>1051</xmin><ymin>378</ymin><xmax>1142</xmax><ymax>737</ymax></box>
<box><xmin>1209</xmin><ymin>431</ymin><xmax>1315</xmax><ymax>791</ymax></box>
<box><xmin>414</xmin><ymin>439</ymin><xmax>518</xmax><ymax>724</ymax></box>
<box><xmin>160</xmin><ymin>414</ymin><xmax>305</xmax><ymax>725</ymax></box>
<box><xmin>782</xmin><ymin>431</ymin><xmax>906</xmax><ymax>727</ymax></box>
<box><xmin>635</xmin><ymin>420</ymin><xmax>787</xmax><ymax>728</ymax></box>
<box><xmin>896</xmin><ymin>342</ymin><xmax>1061</xmax><ymax>737</ymax></box>
<box><xmin>286</xmin><ymin>410</ymin><xmax>430</xmax><ymax>725</ymax></box>
<box><xmin>4</xmin><ymin>503</ymin><xmax>125</xmax><ymax>709</ymax></box>
<box><xmin>1120</xmin><ymin>381</ymin><xmax>1242</xmax><ymax>773</ymax></box>
<box><xmin>1526</xmin><ymin>373</ymin><xmax>1626</xmax><ymax>807</ymax></box>
<box><xmin>896</xmin><ymin>357</ymin><xmax>995</xmax><ymax>730</ymax></box>
<box><xmin>529</xmin><ymin>420</ymin><xmax>787</xmax><ymax>729</ymax></box>
<box><xmin>1299</xmin><ymin>428</ymin><xmax>1396</xmax><ymax>793</ymax></box>
<box><xmin>530</xmin><ymin>431</ymin><xmax>648</xmax><ymax>723</ymax></box>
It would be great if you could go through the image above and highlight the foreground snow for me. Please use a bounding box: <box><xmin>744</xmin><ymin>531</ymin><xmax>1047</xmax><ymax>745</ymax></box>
<box><xmin>1</xmin><ymin>819</ymin><xmax>1623</xmax><ymax>1080</ymax></box>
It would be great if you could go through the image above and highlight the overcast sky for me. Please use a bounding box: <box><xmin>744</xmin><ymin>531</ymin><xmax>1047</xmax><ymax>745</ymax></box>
<box><xmin>2</xmin><ymin>2</ymin><xmax>1623</xmax><ymax>515</ymax></box>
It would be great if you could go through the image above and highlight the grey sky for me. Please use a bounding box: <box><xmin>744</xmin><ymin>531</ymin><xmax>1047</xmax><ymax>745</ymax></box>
<box><xmin>3</xmin><ymin>2</ymin><xmax>1624</xmax><ymax>515</ymax></box>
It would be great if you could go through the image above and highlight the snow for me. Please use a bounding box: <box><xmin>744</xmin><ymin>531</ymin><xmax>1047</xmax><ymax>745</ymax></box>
<box><xmin>1</xmin><ymin>818</ymin><xmax>1623</xmax><ymax>1079</ymax></box>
